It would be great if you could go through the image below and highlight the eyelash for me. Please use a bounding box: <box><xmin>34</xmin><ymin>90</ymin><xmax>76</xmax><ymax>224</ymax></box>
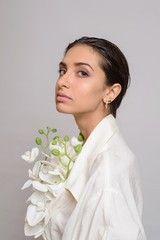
<box><xmin>78</xmin><ymin>70</ymin><xmax>89</xmax><ymax>77</ymax></box>
<box><xmin>58</xmin><ymin>69</ymin><xmax>89</xmax><ymax>77</ymax></box>
<box><xmin>58</xmin><ymin>69</ymin><xmax>66</xmax><ymax>75</ymax></box>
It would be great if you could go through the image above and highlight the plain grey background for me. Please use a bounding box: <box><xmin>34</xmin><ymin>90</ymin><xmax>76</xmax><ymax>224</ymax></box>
<box><xmin>0</xmin><ymin>0</ymin><xmax>159</xmax><ymax>239</ymax></box>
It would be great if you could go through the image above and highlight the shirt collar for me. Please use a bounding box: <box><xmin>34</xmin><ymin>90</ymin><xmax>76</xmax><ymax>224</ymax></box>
<box><xmin>65</xmin><ymin>114</ymin><xmax>118</xmax><ymax>201</ymax></box>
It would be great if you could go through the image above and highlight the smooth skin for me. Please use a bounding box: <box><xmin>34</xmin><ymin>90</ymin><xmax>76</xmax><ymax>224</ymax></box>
<box><xmin>55</xmin><ymin>44</ymin><xmax>121</xmax><ymax>142</ymax></box>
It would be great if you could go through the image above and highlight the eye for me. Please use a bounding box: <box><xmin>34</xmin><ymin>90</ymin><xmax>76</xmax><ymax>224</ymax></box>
<box><xmin>58</xmin><ymin>69</ymin><xmax>66</xmax><ymax>76</ymax></box>
<box><xmin>78</xmin><ymin>71</ymin><xmax>89</xmax><ymax>77</ymax></box>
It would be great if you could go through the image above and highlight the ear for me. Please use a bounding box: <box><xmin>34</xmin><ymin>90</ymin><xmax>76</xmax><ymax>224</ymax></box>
<box><xmin>103</xmin><ymin>83</ymin><xmax>122</xmax><ymax>103</ymax></box>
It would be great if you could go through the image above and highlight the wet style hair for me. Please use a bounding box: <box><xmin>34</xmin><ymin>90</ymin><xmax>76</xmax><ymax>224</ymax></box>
<box><xmin>64</xmin><ymin>36</ymin><xmax>130</xmax><ymax>118</ymax></box>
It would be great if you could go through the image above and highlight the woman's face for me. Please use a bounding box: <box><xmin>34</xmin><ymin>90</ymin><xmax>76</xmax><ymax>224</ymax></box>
<box><xmin>55</xmin><ymin>44</ymin><xmax>109</xmax><ymax>116</ymax></box>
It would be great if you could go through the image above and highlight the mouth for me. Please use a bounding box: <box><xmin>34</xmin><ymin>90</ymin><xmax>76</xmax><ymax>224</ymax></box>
<box><xmin>56</xmin><ymin>92</ymin><xmax>72</xmax><ymax>102</ymax></box>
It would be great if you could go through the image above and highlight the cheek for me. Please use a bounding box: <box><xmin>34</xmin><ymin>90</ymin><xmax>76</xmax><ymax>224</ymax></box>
<box><xmin>74</xmin><ymin>83</ymin><xmax>91</xmax><ymax>100</ymax></box>
<box><xmin>55</xmin><ymin>81</ymin><xmax>58</xmax><ymax>90</ymax></box>
<box><xmin>74</xmin><ymin>82</ymin><xmax>104</xmax><ymax>105</ymax></box>
<box><xmin>83</xmin><ymin>81</ymin><xmax>104</xmax><ymax>96</ymax></box>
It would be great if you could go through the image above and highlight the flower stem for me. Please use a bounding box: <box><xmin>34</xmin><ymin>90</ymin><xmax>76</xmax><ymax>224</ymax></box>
<box><xmin>59</xmin><ymin>156</ymin><xmax>67</xmax><ymax>167</ymax></box>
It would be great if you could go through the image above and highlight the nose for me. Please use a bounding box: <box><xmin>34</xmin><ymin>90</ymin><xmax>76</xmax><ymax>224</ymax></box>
<box><xmin>57</xmin><ymin>74</ymin><xmax>71</xmax><ymax>89</ymax></box>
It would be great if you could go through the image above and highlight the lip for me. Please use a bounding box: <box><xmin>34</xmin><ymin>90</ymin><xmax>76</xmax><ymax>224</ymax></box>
<box><xmin>56</xmin><ymin>92</ymin><xmax>72</xmax><ymax>102</ymax></box>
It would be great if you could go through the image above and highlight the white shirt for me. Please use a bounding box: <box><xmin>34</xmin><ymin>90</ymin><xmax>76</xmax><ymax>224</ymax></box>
<box><xmin>43</xmin><ymin>114</ymin><xmax>146</xmax><ymax>240</ymax></box>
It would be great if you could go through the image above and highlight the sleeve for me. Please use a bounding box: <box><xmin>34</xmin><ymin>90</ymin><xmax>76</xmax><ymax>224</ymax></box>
<box><xmin>102</xmin><ymin>188</ymin><xmax>146</xmax><ymax>240</ymax></box>
<box><xmin>101</xmin><ymin>150</ymin><xmax>147</xmax><ymax>240</ymax></box>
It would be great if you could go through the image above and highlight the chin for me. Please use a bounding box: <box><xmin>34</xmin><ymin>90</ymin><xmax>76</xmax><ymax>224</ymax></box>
<box><xmin>56</xmin><ymin>105</ymin><xmax>72</xmax><ymax>114</ymax></box>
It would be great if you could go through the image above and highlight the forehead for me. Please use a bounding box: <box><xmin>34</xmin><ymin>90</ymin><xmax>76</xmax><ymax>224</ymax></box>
<box><xmin>62</xmin><ymin>44</ymin><xmax>102</xmax><ymax>65</ymax></box>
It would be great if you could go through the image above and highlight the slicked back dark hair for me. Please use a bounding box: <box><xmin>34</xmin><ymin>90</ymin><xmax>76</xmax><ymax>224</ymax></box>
<box><xmin>65</xmin><ymin>36</ymin><xmax>130</xmax><ymax>118</ymax></box>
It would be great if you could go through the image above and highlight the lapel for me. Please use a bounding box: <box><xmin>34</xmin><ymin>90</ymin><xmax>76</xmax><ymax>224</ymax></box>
<box><xmin>65</xmin><ymin>114</ymin><xmax>118</xmax><ymax>201</ymax></box>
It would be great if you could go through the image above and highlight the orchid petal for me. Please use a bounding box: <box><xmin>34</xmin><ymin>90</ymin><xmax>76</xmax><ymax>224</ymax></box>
<box><xmin>32</xmin><ymin>181</ymin><xmax>48</xmax><ymax>192</ymax></box>
<box><xmin>26</xmin><ymin>204</ymin><xmax>46</xmax><ymax>226</ymax></box>
<box><xmin>45</xmin><ymin>191</ymin><xmax>54</xmax><ymax>201</ymax></box>
<box><xmin>27</xmin><ymin>191</ymin><xmax>45</xmax><ymax>205</ymax></box>
<box><xmin>24</xmin><ymin>221</ymin><xmax>44</xmax><ymax>237</ymax></box>
<box><xmin>39</xmin><ymin>170</ymin><xmax>60</xmax><ymax>184</ymax></box>
<box><xmin>48</xmin><ymin>182</ymin><xmax>64</xmax><ymax>196</ymax></box>
<box><xmin>39</xmin><ymin>160</ymin><xmax>53</xmax><ymax>166</ymax></box>
<box><xmin>21</xmin><ymin>180</ymin><xmax>32</xmax><ymax>190</ymax></box>
<box><xmin>48</xmin><ymin>169</ymin><xmax>65</xmax><ymax>181</ymax></box>
<box><xmin>44</xmin><ymin>209</ymin><xmax>50</xmax><ymax>225</ymax></box>
<box><xmin>31</xmin><ymin>147</ymin><xmax>39</xmax><ymax>161</ymax></box>
<box><xmin>32</xmin><ymin>161</ymin><xmax>41</xmax><ymax>173</ymax></box>
<box><xmin>48</xmin><ymin>182</ymin><xmax>64</xmax><ymax>191</ymax></box>
<box><xmin>21</xmin><ymin>154</ymin><xmax>30</xmax><ymax>161</ymax></box>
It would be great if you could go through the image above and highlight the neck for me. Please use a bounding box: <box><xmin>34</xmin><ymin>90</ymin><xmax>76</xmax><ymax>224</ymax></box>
<box><xmin>73</xmin><ymin>109</ymin><xmax>110</xmax><ymax>142</ymax></box>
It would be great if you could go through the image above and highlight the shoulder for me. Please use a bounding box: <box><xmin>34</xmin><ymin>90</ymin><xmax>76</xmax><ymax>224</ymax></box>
<box><xmin>105</xmin><ymin>129</ymin><xmax>137</xmax><ymax>168</ymax></box>
<box><xmin>91</xmin><ymin>129</ymin><xmax>140</xmax><ymax>185</ymax></box>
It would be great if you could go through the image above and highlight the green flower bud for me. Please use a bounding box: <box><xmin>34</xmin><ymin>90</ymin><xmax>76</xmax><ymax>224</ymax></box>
<box><xmin>52</xmin><ymin>128</ymin><xmax>57</xmax><ymax>133</ymax></box>
<box><xmin>58</xmin><ymin>135</ymin><xmax>61</xmax><ymax>141</ymax></box>
<box><xmin>53</xmin><ymin>136</ymin><xmax>60</xmax><ymax>142</ymax></box>
<box><xmin>52</xmin><ymin>140</ymin><xmax>57</xmax><ymax>145</ymax></box>
<box><xmin>51</xmin><ymin>148</ymin><xmax>60</xmax><ymax>156</ymax></box>
<box><xmin>35</xmin><ymin>137</ymin><xmax>42</xmax><ymax>145</ymax></box>
<box><xmin>74</xmin><ymin>144</ymin><xmax>82</xmax><ymax>153</ymax></box>
<box><xmin>78</xmin><ymin>133</ymin><xmax>84</xmax><ymax>142</ymax></box>
<box><xmin>53</xmin><ymin>136</ymin><xmax>58</xmax><ymax>140</ymax></box>
<box><xmin>38</xmin><ymin>129</ymin><xmax>44</xmax><ymax>134</ymax></box>
<box><xmin>64</xmin><ymin>135</ymin><xmax>69</xmax><ymax>142</ymax></box>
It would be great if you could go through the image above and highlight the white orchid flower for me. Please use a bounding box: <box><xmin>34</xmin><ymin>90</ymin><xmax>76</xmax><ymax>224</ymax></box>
<box><xmin>22</xmin><ymin>131</ymin><xmax>83</xmax><ymax>239</ymax></box>
<box><xmin>21</xmin><ymin>147</ymin><xmax>39</xmax><ymax>163</ymax></box>
<box><xmin>25</xmin><ymin>190</ymin><xmax>54</xmax><ymax>235</ymax></box>
<box><xmin>24</xmin><ymin>199</ymin><xmax>51</xmax><ymax>237</ymax></box>
<box><xmin>27</xmin><ymin>191</ymin><xmax>54</xmax><ymax>221</ymax></box>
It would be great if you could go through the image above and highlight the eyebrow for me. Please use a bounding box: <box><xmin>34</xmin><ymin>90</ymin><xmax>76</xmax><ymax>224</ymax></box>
<box><xmin>59</xmin><ymin>61</ymin><xmax>94</xmax><ymax>71</ymax></box>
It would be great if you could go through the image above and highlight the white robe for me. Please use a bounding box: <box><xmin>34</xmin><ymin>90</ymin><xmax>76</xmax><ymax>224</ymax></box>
<box><xmin>43</xmin><ymin>114</ymin><xmax>146</xmax><ymax>240</ymax></box>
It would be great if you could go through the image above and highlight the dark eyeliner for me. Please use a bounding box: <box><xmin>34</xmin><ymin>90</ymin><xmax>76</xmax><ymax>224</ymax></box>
<box><xmin>78</xmin><ymin>70</ymin><xmax>89</xmax><ymax>77</ymax></box>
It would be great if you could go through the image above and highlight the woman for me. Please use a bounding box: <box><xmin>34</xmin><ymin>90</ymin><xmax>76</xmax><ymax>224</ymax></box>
<box><xmin>44</xmin><ymin>37</ymin><xmax>146</xmax><ymax>239</ymax></box>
